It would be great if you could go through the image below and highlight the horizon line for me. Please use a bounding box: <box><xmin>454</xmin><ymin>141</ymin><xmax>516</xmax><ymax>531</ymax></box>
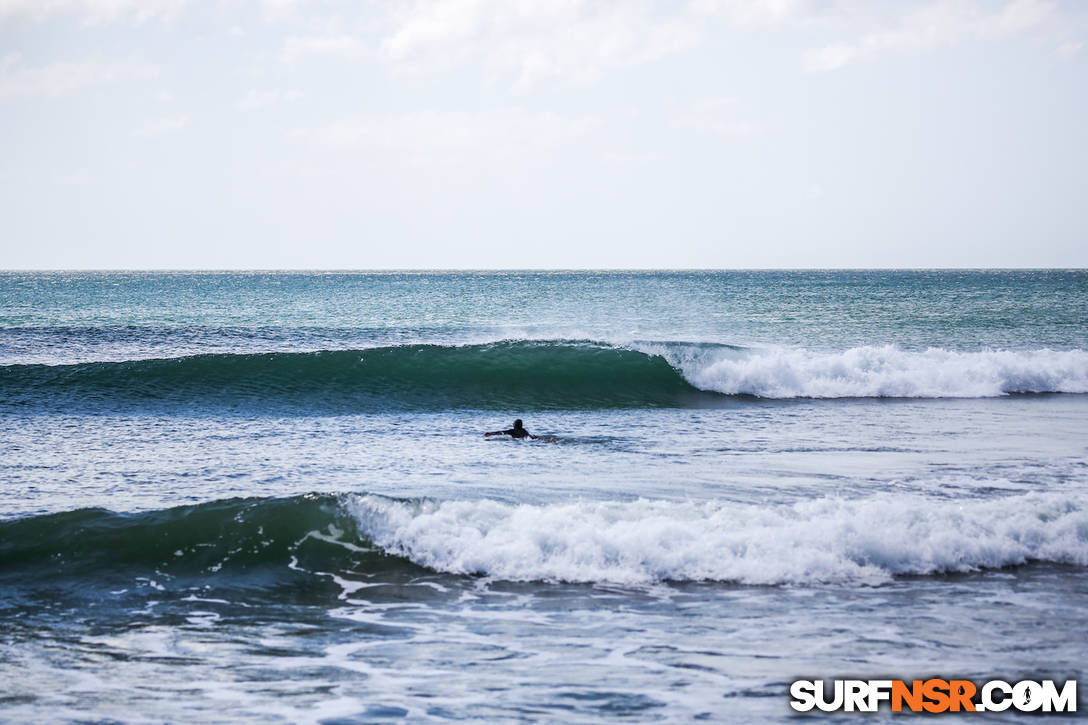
<box><xmin>3</xmin><ymin>266</ymin><xmax>1087</xmax><ymax>273</ymax></box>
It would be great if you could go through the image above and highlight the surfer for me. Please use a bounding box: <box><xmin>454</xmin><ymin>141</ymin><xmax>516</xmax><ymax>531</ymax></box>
<box><xmin>484</xmin><ymin>419</ymin><xmax>537</xmax><ymax>440</ymax></box>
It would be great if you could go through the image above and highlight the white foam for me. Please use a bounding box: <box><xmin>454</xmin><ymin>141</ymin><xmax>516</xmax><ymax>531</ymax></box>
<box><xmin>345</xmin><ymin>492</ymin><xmax>1088</xmax><ymax>586</ymax></box>
<box><xmin>672</xmin><ymin>345</ymin><xmax>1088</xmax><ymax>398</ymax></box>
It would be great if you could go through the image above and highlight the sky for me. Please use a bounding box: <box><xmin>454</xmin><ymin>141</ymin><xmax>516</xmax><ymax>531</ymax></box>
<box><xmin>0</xmin><ymin>0</ymin><xmax>1085</xmax><ymax>269</ymax></box>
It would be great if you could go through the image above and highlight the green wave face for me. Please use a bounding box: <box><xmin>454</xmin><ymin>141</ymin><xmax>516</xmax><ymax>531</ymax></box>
<box><xmin>0</xmin><ymin>495</ymin><xmax>427</xmax><ymax>603</ymax></box>
<box><xmin>0</xmin><ymin>341</ymin><xmax>719</xmax><ymax>411</ymax></box>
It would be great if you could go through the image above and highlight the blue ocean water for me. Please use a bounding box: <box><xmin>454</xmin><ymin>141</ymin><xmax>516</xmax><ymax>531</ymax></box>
<box><xmin>1</xmin><ymin>270</ymin><xmax>1086</xmax><ymax>722</ymax></box>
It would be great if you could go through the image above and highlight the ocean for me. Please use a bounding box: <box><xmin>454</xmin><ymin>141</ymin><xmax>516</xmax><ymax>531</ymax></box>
<box><xmin>1</xmin><ymin>270</ymin><xmax>1086</xmax><ymax>723</ymax></box>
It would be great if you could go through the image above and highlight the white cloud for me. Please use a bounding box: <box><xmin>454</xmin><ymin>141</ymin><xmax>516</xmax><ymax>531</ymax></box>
<box><xmin>294</xmin><ymin>108</ymin><xmax>599</xmax><ymax>160</ymax></box>
<box><xmin>280</xmin><ymin>34</ymin><xmax>366</xmax><ymax>64</ymax></box>
<box><xmin>607</xmin><ymin>150</ymin><xmax>666</xmax><ymax>165</ymax></box>
<box><xmin>0</xmin><ymin>53</ymin><xmax>158</xmax><ymax>100</ymax></box>
<box><xmin>380</xmin><ymin>0</ymin><xmax>701</xmax><ymax>90</ymax></box>
<box><xmin>237</xmin><ymin>87</ymin><xmax>302</xmax><ymax>110</ymax></box>
<box><xmin>803</xmin><ymin>43</ymin><xmax>857</xmax><ymax>73</ymax></box>
<box><xmin>54</xmin><ymin>170</ymin><xmax>93</xmax><ymax>186</ymax></box>
<box><xmin>0</xmin><ymin>0</ymin><xmax>186</xmax><ymax>24</ymax></box>
<box><xmin>259</xmin><ymin>0</ymin><xmax>311</xmax><ymax>21</ymax></box>
<box><xmin>690</xmin><ymin>0</ymin><xmax>808</xmax><ymax>27</ymax></box>
<box><xmin>1056</xmin><ymin>40</ymin><xmax>1082</xmax><ymax>59</ymax></box>
<box><xmin>804</xmin><ymin>0</ymin><xmax>1054</xmax><ymax>72</ymax></box>
<box><xmin>673</xmin><ymin>97</ymin><xmax>759</xmax><ymax>137</ymax></box>
<box><xmin>134</xmin><ymin>113</ymin><xmax>189</xmax><ymax>136</ymax></box>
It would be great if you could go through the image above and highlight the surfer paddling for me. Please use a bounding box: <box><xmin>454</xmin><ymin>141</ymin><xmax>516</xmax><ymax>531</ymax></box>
<box><xmin>484</xmin><ymin>419</ymin><xmax>536</xmax><ymax>439</ymax></box>
<box><xmin>484</xmin><ymin>419</ymin><xmax>556</xmax><ymax>441</ymax></box>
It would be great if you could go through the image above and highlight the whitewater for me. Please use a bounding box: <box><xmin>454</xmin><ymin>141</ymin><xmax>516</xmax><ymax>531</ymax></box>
<box><xmin>1</xmin><ymin>270</ymin><xmax>1086</xmax><ymax>723</ymax></box>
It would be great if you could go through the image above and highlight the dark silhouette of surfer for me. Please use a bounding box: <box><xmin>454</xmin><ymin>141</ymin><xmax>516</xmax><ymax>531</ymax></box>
<box><xmin>484</xmin><ymin>419</ymin><xmax>537</xmax><ymax>439</ymax></box>
<box><xmin>487</xmin><ymin>418</ymin><xmax>561</xmax><ymax>439</ymax></box>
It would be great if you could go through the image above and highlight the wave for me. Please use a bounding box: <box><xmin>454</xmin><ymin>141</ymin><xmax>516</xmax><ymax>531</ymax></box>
<box><xmin>2</xmin><ymin>491</ymin><xmax>1086</xmax><ymax>591</ymax></box>
<box><xmin>677</xmin><ymin>345</ymin><xmax>1088</xmax><ymax>398</ymax></box>
<box><xmin>0</xmin><ymin>341</ymin><xmax>712</xmax><ymax>411</ymax></box>
<box><xmin>347</xmin><ymin>492</ymin><xmax>1088</xmax><ymax>585</ymax></box>
<box><xmin>1</xmin><ymin>341</ymin><xmax>1086</xmax><ymax>411</ymax></box>
<box><xmin>0</xmin><ymin>494</ymin><xmax>373</xmax><ymax>580</ymax></box>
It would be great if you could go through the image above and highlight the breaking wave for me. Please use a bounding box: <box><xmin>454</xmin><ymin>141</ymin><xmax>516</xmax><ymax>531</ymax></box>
<box><xmin>1</xmin><ymin>340</ymin><xmax>1086</xmax><ymax>411</ymax></box>
<box><xmin>678</xmin><ymin>345</ymin><xmax>1088</xmax><ymax>399</ymax></box>
<box><xmin>347</xmin><ymin>491</ymin><xmax>1088</xmax><ymax>586</ymax></box>
<box><xmin>3</xmin><ymin>491</ymin><xmax>1086</xmax><ymax>591</ymax></box>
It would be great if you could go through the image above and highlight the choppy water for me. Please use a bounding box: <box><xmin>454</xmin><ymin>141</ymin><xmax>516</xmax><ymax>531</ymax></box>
<box><xmin>1</xmin><ymin>271</ymin><xmax>1086</xmax><ymax>722</ymax></box>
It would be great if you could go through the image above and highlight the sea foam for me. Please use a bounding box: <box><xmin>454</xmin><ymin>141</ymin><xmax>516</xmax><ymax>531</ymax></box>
<box><xmin>674</xmin><ymin>345</ymin><xmax>1088</xmax><ymax>398</ymax></box>
<box><xmin>346</xmin><ymin>491</ymin><xmax>1088</xmax><ymax>586</ymax></box>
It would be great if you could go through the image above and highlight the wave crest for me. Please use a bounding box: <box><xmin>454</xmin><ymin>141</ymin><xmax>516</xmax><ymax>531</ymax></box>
<box><xmin>675</xmin><ymin>345</ymin><xmax>1088</xmax><ymax>399</ymax></box>
<box><xmin>346</xmin><ymin>492</ymin><xmax>1088</xmax><ymax>585</ymax></box>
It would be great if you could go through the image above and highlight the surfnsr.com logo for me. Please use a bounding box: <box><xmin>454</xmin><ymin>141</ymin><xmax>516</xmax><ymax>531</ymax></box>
<box><xmin>790</xmin><ymin>679</ymin><xmax>1077</xmax><ymax>713</ymax></box>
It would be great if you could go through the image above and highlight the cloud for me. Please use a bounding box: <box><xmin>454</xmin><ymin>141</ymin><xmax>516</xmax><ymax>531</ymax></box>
<box><xmin>380</xmin><ymin>0</ymin><xmax>700</xmax><ymax>90</ymax></box>
<box><xmin>54</xmin><ymin>170</ymin><xmax>93</xmax><ymax>186</ymax></box>
<box><xmin>673</xmin><ymin>97</ymin><xmax>759</xmax><ymax>137</ymax></box>
<box><xmin>280</xmin><ymin>34</ymin><xmax>366</xmax><ymax>64</ymax></box>
<box><xmin>803</xmin><ymin>43</ymin><xmax>857</xmax><ymax>73</ymax></box>
<box><xmin>134</xmin><ymin>113</ymin><xmax>189</xmax><ymax>136</ymax></box>
<box><xmin>606</xmin><ymin>150</ymin><xmax>666</xmax><ymax>165</ymax></box>
<box><xmin>1056</xmin><ymin>40</ymin><xmax>1082</xmax><ymax>59</ymax></box>
<box><xmin>237</xmin><ymin>87</ymin><xmax>302</xmax><ymax>110</ymax></box>
<box><xmin>804</xmin><ymin>0</ymin><xmax>1054</xmax><ymax>72</ymax></box>
<box><xmin>0</xmin><ymin>0</ymin><xmax>187</xmax><ymax>24</ymax></box>
<box><xmin>294</xmin><ymin>108</ymin><xmax>599</xmax><ymax>161</ymax></box>
<box><xmin>690</xmin><ymin>0</ymin><xmax>808</xmax><ymax>27</ymax></box>
<box><xmin>0</xmin><ymin>53</ymin><xmax>157</xmax><ymax>100</ymax></box>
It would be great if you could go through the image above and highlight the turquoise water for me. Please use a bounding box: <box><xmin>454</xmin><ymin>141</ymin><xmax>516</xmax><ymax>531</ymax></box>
<box><xmin>1</xmin><ymin>271</ymin><xmax>1086</xmax><ymax>722</ymax></box>
<box><xmin>3</xmin><ymin>270</ymin><xmax>1087</xmax><ymax>361</ymax></box>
